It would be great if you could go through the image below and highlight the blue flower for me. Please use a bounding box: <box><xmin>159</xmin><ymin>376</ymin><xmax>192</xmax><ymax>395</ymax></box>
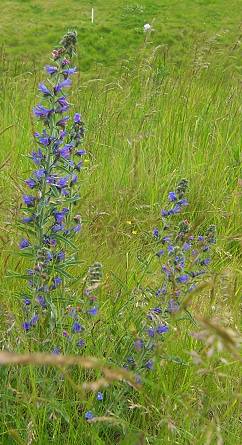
<box><xmin>34</xmin><ymin>169</ymin><xmax>46</xmax><ymax>179</ymax></box>
<box><xmin>31</xmin><ymin>149</ymin><xmax>43</xmax><ymax>165</ymax></box>
<box><xmin>167</xmin><ymin>244</ymin><xmax>174</xmax><ymax>253</ymax></box>
<box><xmin>201</xmin><ymin>258</ymin><xmax>211</xmax><ymax>266</ymax></box>
<box><xmin>25</xmin><ymin>178</ymin><xmax>36</xmax><ymax>189</ymax></box>
<box><xmin>75</xmin><ymin>149</ymin><xmax>86</xmax><ymax>156</ymax></box>
<box><xmin>72</xmin><ymin>224</ymin><xmax>81</xmax><ymax>233</ymax></box>
<box><xmin>22</xmin><ymin>321</ymin><xmax>30</xmax><ymax>331</ymax></box>
<box><xmin>183</xmin><ymin>242</ymin><xmax>191</xmax><ymax>251</ymax></box>
<box><xmin>33</xmin><ymin>104</ymin><xmax>53</xmax><ymax>119</ymax></box>
<box><xmin>156</xmin><ymin>249</ymin><xmax>164</xmax><ymax>257</ymax></box>
<box><xmin>58</xmin><ymin>145</ymin><xmax>71</xmax><ymax>158</ymax></box>
<box><xmin>30</xmin><ymin>314</ymin><xmax>39</xmax><ymax>326</ymax></box>
<box><xmin>153</xmin><ymin>228</ymin><xmax>159</xmax><ymax>238</ymax></box>
<box><xmin>23</xmin><ymin>297</ymin><xmax>31</xmax><ymax>305</ymax></box>
<box><xmin>168</xmin><ymin>191</ymin><xmax>177</xmax><ymax>202</ymax></box>
<box><xmin>23</xmin><ymin>195</ymin><xmax>36</xmax><ymax>207</ymax></box>
<box><xmin>72</xmin><ymin>322</ymin><xmax>83</xmax><ymax>333</ymax></box>
<box><xmin>87</xmin><ymin>307</ymin><xmax>98</xmax><ymax>316</ymax></box>
<box><xmin>157</xmin><ymin>325</ymin><xmax>169</xmax><ymax>334</ymax></box>
<box><xmin>147</xmin><ymin>328</ymin><xmax>155</xmax><ymax>337</ymax></box>
<box><xmin>145</xmin><ymin>359</ymin><xmax>154</xmax><ymax>370</ymax></box>
<box><xmin>38</xmin><ymin>83</ymin><xmax>52</xmax><ymax>96</ymax></box>
<box><xmin>96</xmin><ymin>392</ymin><xmax>103</xmax><ymax>401</ymax></box>
<box><xmin>85</xmin><ymin>411</ymin><xmax>94</xmax><ymax>421</ymax></box>
<box><xmin>54</xmin><ymin>78</ymin><xmax>72</xmax><ymax>93</ymax></box>
<box><xmin>19</xmin><ymin>238</ymin><xmax>30</xmax><ymax>249</ymax></box>
<box><xmin>74</xmin><ymin>113</ymin><xmax>81</xmax><ymax>123</ymax></box>
<box><xmin>52</xmin><ymin>224</ymin><xmax>65</xmax><ymax>232</ymax></box>
<box><xmin>177</xmin><ymin>274</ymin><xmax>189</xmax><ymax>283</ymax></box>
<box><xmin>63</xmin><ymin>67</ymin><xmax>77</xmax><ymax>76</ymax></box>
<box><xmin>45</xmin><ymin>65</ymin><xmax>58</xmax><ymax>75</ymax></box>
<box><xmin>53</xmin><ymin>277</ymin><xmax>62</xmax><ymax>288</ymax></box>
<box><xmin>36</xmin><ymin>296</ymin><xmax>47</xmax><ymax>308</ymax></box>
<box><xmin>152</xmin><ymin>307</ymin><xmax>162</xmax><ymax>314</ymax></box>
<box><xmin>22</xmin><ymin>215</ymin><xmax>34</xmax><ymax>223</ymax></box>
<box><xmin>76</xmin><ymin>339</ymin><xmax>85</xmax><ymax>348</ymax></box>
<box><xmin>57</xmin><ymin>251</ymin><xmax>65</xmax><ymax>262</ymax></box>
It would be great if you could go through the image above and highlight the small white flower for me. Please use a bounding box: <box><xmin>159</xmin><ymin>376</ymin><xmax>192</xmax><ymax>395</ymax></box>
<box><xmin>144</xmin><ymin>23</ymin><xmax>152</xmax><ymax>32</ymax></box>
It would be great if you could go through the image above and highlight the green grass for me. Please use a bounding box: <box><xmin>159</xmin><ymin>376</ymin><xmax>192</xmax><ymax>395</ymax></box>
<box><xmin>0</xmin><ymin>1</ymin><xmax>241</xmax><ymax>444</ymax></box>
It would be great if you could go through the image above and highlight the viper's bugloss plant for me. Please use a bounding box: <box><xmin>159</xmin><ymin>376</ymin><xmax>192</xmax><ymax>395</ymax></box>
<box><xmin>18</xmin><ymin>31</ymin><xmax>88</xmax><ymax>339</ymax></box>
<box><xmin>126</xmin><ymin>179</ymin><xmax>216</xmax><ymax>373</ymax></box>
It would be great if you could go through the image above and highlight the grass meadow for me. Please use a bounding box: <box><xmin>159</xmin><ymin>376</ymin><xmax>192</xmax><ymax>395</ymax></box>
<box><xmin>0</xmin><ymin>1</ymin><xmax>241</xmax><ymax>444</ymax></box>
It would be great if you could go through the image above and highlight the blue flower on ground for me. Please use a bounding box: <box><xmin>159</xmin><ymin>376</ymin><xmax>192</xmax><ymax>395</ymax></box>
<box><xmin>74</xmin><ymin>113</ymin><xmax>81</xmax><ymax>123</ymax></box>
<box><xmin>145</xmin><ymin>359</ymin><xmax>154</xmax><ymax>370</ymax></box>
<box><xmin>177</xmin><ymin>274</ymin><xmax>189</xmax><ymax>283</ymax></box>
<box><xmin>147</xmin><ymin>328</ymin><xmax>155</xmax><ymax>337</ymax></box>
<box><xmin>23</xmin><ymin>195</ymin><xmax>36</xmax><ymax>207</ymax></box>
<box><xmin>85</xmin><ymin>411</ymin><xmax>94</xmax><ymax>421</ymax></box>
<box><xmin>72</xmin><ymin>322</ymin><xmax>83</xmax><ymax>333</ymax></box>
<box><xmin>87</xmin><ymin>307</ymin><xmax>98</xmax><ymax>316</ymax></box>
<box><xmin>45</xmin><ymin>65</ymin><xmax>58</xmax><ymax>75</ymax></box>
<box><xmin>76</xmin><ymin>339</ymin><xmax>85</xmax><ymax>347</ymax></box>
<box><xmin>23</xmin><ymin>298</ymin><xmax>31</xmax><ymax>305</ymax></box>
<box><xmin>19</xmin><ymin>239</ymin><xmax>30</xmax><ymax>249</ymax></box>
<box><xmin>153</xmin><ymin>228</ymin><xmax>159</xmax><ymax>238</ymax></box>
<box><xmin>168</xmin><ymin>191</ymin><xmax>177</xmax><ymax>202</ymax></box>
<box><xmin>183</xmin><ymin>242</ymin><xmax>191</xmax><ymax>251</ymax></box>
<box><xmin>96</xmin><ymin>392</ymin><xmax>103</xmax><ymax>401</ymax></box>
<box><xmin>22</xmin><ymin>321</ymin><xmax>31</xmax><ymax>331</ymax></box>
<box><xmin>157</xmin><ymin>325</ymin><xmax>169</xmax><ymax>334</ymax></box>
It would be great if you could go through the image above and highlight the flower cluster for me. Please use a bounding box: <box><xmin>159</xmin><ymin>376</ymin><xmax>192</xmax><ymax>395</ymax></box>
<box><xmin>125</xmin><ymin>179</ymin><xmax>216</xmax><ymax>373</ymax></box>
<box><xmin>19</xmin><ymin>31</ymin><xmax>86</xmax><ymax>333</ymax></box>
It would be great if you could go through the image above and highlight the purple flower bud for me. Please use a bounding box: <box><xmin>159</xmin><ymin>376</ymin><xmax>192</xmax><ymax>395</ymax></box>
<box><xmin>76</xmin><ymin>339</ymin><xmax>85</xmax><ymax>348</ymax></box>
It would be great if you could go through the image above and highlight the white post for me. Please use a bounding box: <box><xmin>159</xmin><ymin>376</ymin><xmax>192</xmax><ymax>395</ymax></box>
<box><xmin>91</xmin><ymin>8</ymin><xmax>94</xmax><ymax>24</ymax></box>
